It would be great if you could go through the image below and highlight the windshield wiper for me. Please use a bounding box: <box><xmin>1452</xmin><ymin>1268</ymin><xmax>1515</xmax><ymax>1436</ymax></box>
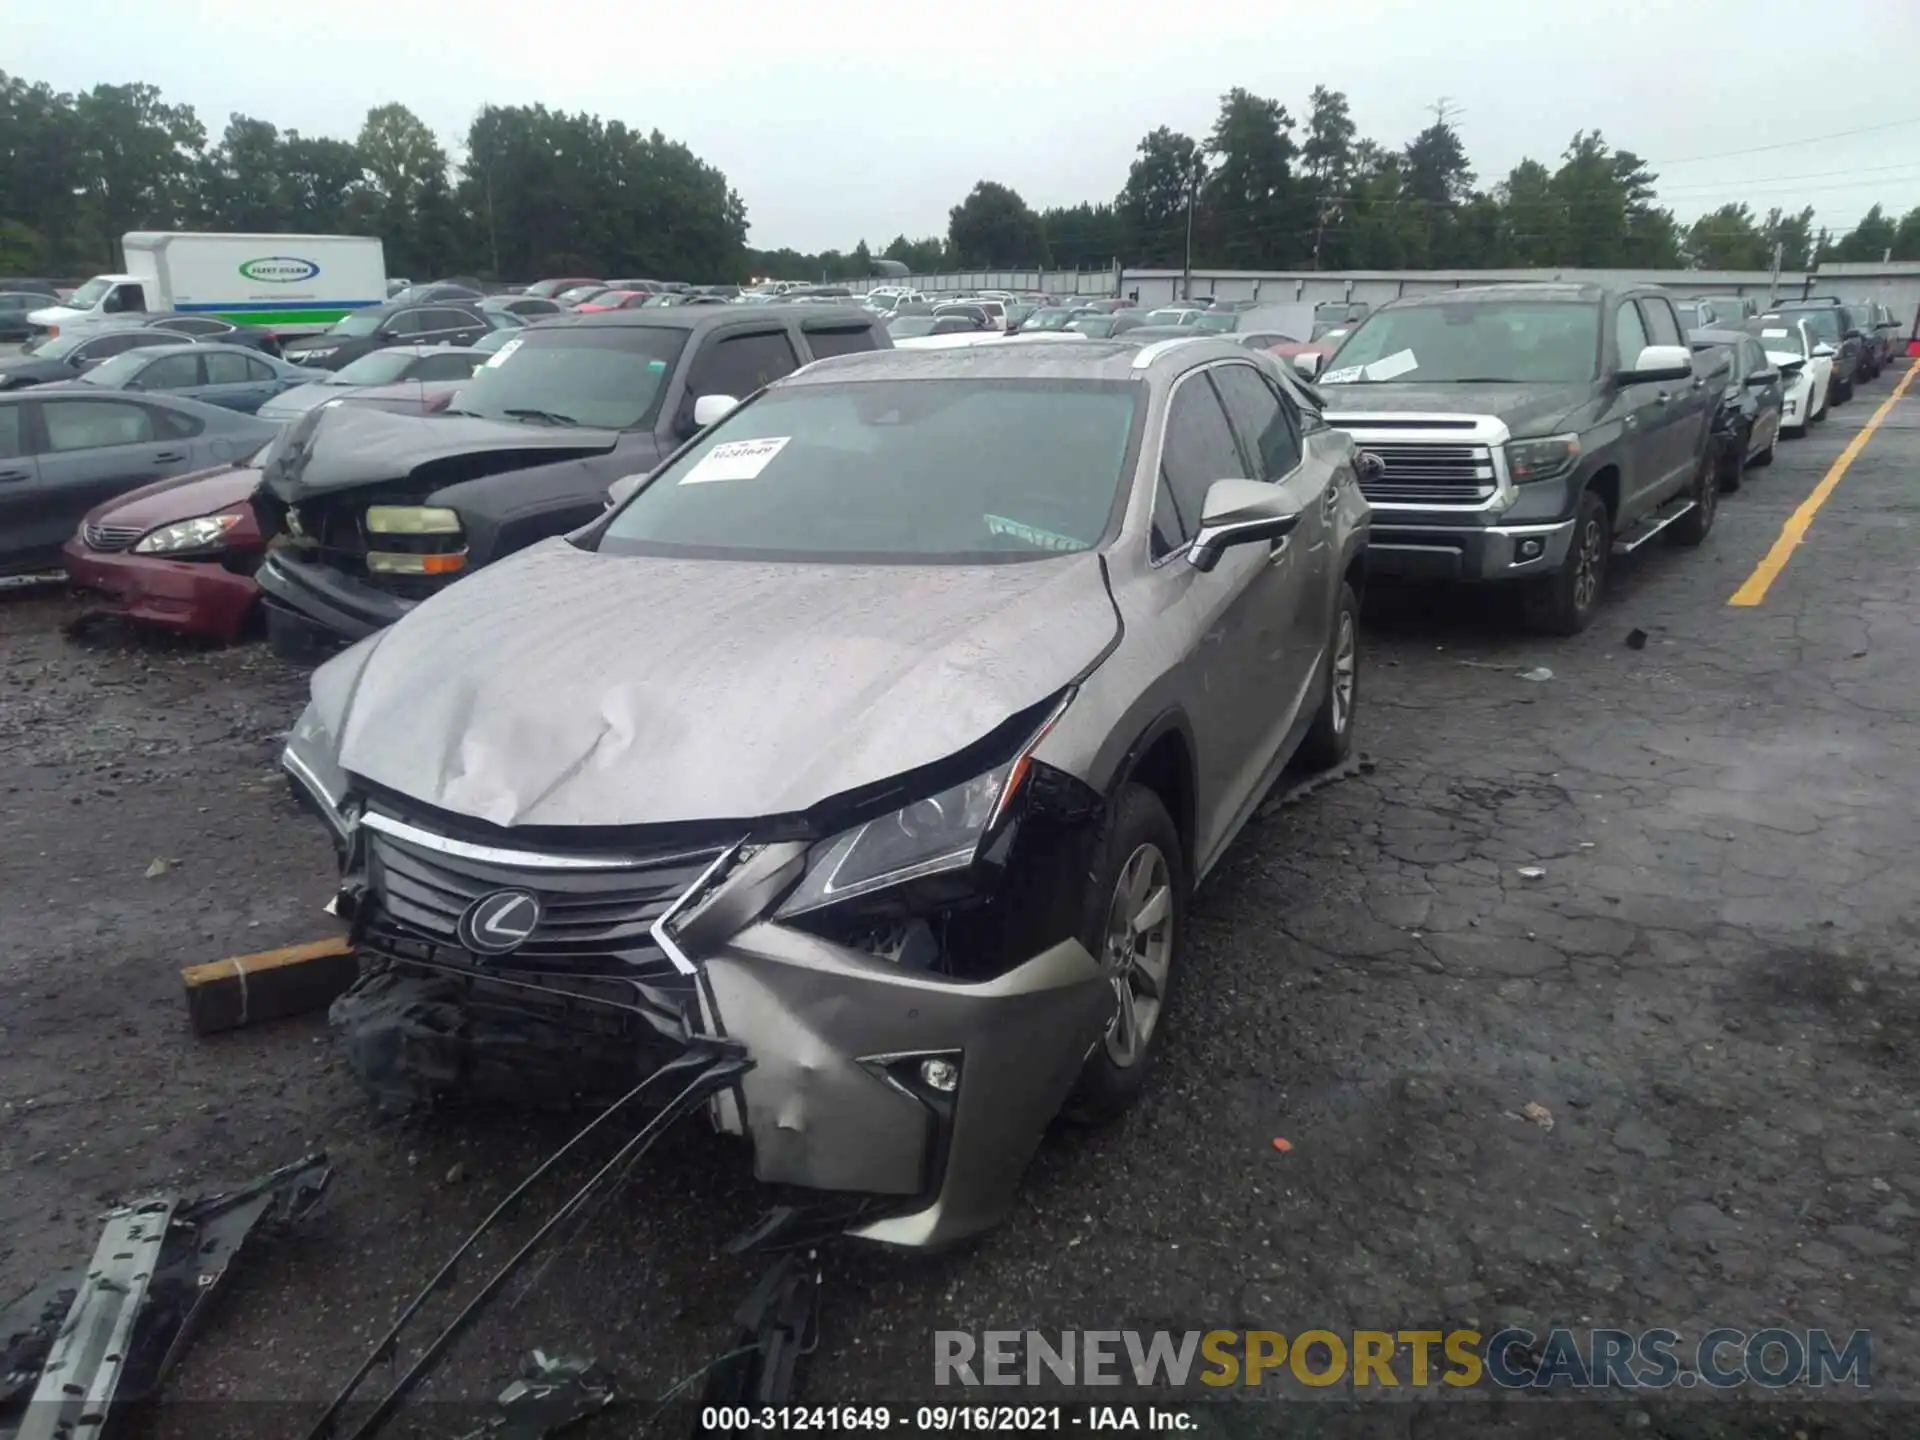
<box><xmin>499</xmin><ymin>407</ymin><xmax>579</xmax><ymax>426</ymax></box>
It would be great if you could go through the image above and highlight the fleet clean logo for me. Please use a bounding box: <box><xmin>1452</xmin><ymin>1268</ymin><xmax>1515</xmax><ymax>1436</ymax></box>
<box><xmin>239</xmin><ymin>256</ymin><xmax>321</xmax><ymax>284</ymax></box>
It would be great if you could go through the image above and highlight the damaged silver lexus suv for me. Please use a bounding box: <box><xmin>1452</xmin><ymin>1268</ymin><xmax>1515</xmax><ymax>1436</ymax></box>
<box><xmin>282</xmin><ymin>336</ymin><xmax>1371</xmax><ymax>1249</ymax></box>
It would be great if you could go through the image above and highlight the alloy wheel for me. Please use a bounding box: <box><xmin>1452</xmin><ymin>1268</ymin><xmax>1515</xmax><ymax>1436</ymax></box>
<box><xmin>1572</xmin><ymin>517</ymin><xmax>1605</xmax><ymax>614</ymax></box>
<box><xmin>1330</xmin><ymin>610</ymin><xmax>1357</xmax><ymax>735</ymax></box>
<box><xmin>1102</xmin><ymin>842</ymin><xmax>1174</xmax><ymax>1068</ymax></box>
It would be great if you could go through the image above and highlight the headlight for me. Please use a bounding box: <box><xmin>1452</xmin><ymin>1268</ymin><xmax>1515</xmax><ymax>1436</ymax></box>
<box><xmin>282</xmin><ymin>702</ymin><xmax>352</xmax><ymax>822</ymax></box>
<box><xmin>365</xmin><ymin>505</ymin><xmax>462</xmax><ymax>535</ymax></box>
<box><xmin>774</xmin><ymin>696</ymin><xmax>1071</xmax><ymax>918</ymax></box>
<box><xmin>1504</xmin><ymin>433</ymin><xmax>1580</xmax><ymax>483</ymax></box>
<box><xmin>132</xmin><ymin>512</ymin><xmax>244</xmax><ymax>554</ymax></box>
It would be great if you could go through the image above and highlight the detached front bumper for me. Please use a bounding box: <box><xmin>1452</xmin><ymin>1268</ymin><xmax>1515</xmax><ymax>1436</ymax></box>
<box><xmin>61</xmin><ymin>538</ymin><xmax>262</xmax><ymax>642</ymax></box>
<box><xmin>257</xmin><ymin>551</ymin><xmax>415</xmax><ymax>657</ymax></box>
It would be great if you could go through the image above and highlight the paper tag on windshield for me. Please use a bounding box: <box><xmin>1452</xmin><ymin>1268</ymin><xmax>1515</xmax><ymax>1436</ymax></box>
<box><xmin>679</xmin><ymin>436</ymin><xmax>789</xmax><ymax>485</ymax></box>
<box><xmin>483</xmin><ymin>338</ymin><xmax>523</xmax><ymax>368</ymax></box>
<box><xmin>1364</xmin><ymin>349</ymin><xmax>1418</xmax><ymax>381</ymax></box>
<box><xmin>1761</xmin><ymin>328</ymin><xmax>1790</xmax><ymax>338</ymax></box>
<box><xmin>1321</xmin><ymin>365</ymin><xmax>1363</xmax><ymax>385</ymax></box>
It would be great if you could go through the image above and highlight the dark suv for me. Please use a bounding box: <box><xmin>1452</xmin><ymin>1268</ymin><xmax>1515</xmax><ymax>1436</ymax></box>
<box><xmin>254</xmin><ymin>304</ymin><xmax>893</xmax><ymax>658</ymax></box>
<box><xmin>1315</xmin><ymin>283</ymin><xmax>1725</xmax><ymax>635</ymax></box>
<box><xmin>277</xmin><ymin>301</ymin><xmax>496</xmax><ymax>371</ymax></box>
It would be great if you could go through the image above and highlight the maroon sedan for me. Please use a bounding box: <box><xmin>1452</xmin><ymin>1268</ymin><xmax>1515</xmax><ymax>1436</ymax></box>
<box><xmin>62</xmin><ymin>461</ymin><xmax>267</xmax><ymax>643</ymax></box>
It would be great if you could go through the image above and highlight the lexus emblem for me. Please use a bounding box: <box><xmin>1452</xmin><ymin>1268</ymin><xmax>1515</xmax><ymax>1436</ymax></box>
<box><xmin>457</xmin><ymin>888</ymin><xmax>542</xmax><ymax>956</ymax></box>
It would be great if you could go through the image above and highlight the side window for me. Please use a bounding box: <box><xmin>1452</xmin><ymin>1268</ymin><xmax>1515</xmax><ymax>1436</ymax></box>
<box><xmin>1152</xmin><ymin>375</ymin><xmax>1251</xmax><ymax>559</ymax></box>
<box><xmin>42</xmin><ymin>400</ymin><xmax>157</xmax><ymax>452</ymax></box>
<box><xmin>804</xmin><ymin>326</ymin><xmax>879</xmax><ymax>358</ymax></box>
<box><xmin>1639</xmin><ymin>297</ymin><xmax>1684</xmax><ymax>348</ymax></box>
<box><xmin>384</xmin><ymin>311</ymin><xmax>425</xmax><ymax>336</ymax></box>
<box><xmin>243</xmin><ymin>355</ymin><xmax>279</xmax><ymax>381</ymax></box>
<box><xmin>151</xmin><ymin>406</ymin><xmax>203</xmax><ymax>440</ymax></box>
<box><xmin>0</xmin><ymin>403</ymin><xmax>24</xmax><ymax>460</ymax></box>
<box><xmin>425</xmin><ymin>308</ymin><xmax>478</xmax><ymax>333</ymax></box>
<box><xmin>140</xmin><ymin>354</ymin><xmax>206</xmax><ymax>389</ymax></box>
<box><xmin>1209</xmin><ymin>364</ymin><xmax>1303</xmax><ymax>481</ymax></box>
<box><xmin>119</xmin><ymin>283</ymin><xmax>147</xmax><ymax>311</ymax></box>
<box><xmin>687</xmin><ymin>331</ymin><xmax>801</xmax><ymax>400</ymax></box>
<box><xmin>1614</xmin><ymin>301</ymin><xmax>1650</xmax><ymax>370</ymax></box>
<box><xmin>415</xmin><ymin>351</ymin><xmax>485</xmax><ymax>380</ymax></box>
<box><xmin>202</xmin><ymin>351</ymin><xmax>253</xmax><ymax>385</ymax></box>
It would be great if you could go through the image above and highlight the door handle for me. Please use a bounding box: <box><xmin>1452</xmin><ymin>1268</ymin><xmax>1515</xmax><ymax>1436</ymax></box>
<box><xmin>1624</xmin><ymin>414</ymin><xmax>1639</xmax><ymax>429</ymax></box>
<box><xmin>1654</xmin><ymin>392</ymin><xmax>1672</xmax><ymax>405</ymax></box>
<box><xmin>150</xmin><ymin>450</ymin><xmax>185</xmax><ymax>463</ymax></box>
<box><xmin>0</xmin><ymin>467</ymin><xmax>30</xmax><ymax>483</ymax></box>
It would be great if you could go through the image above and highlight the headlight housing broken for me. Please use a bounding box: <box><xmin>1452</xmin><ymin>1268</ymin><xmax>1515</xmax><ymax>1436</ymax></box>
<box><xmin>773</xmin><ymin>693</ymin><xmax>1072</xmax><ymax>920</ymax></box>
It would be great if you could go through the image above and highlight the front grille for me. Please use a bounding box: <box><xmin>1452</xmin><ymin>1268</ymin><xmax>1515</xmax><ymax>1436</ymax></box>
<box><xmin>84</xmin><ymin>522</ymin><xmax>146</xmax><ymax>552</ymax></box>
<box><xmin>1356</xmin><ymin>441</ymin><xmax>1497</xmax><ymax>505</ymax></box>
<box><xmin>367</xmin><ymin>826</ymin><xmax>726</xmax><ymax>972</ymax></box>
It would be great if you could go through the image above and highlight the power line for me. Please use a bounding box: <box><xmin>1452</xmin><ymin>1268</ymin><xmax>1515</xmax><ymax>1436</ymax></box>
<box><xmin>1650</xmin><ymin>115</ymin><xmax>1920</xmax><ymax>166</ymax></box>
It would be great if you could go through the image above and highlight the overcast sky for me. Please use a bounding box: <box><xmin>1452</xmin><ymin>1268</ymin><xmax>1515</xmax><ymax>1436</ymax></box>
<box><xmin>11</xmin><ymin>0</ymin><xmax>1920</xmax><ymax>254</ymax></box>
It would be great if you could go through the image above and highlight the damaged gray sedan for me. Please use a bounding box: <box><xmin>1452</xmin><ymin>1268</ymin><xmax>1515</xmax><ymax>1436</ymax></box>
<box><xmin>282</xmin><ymin>337</ymin><xmax>1371</xmax><ymax>1250</ymax></box>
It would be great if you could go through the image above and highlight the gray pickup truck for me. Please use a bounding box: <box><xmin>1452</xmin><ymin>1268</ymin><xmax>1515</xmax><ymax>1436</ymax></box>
<box><xmin>1311</xmin><ymin>283</ymin><xmax>1725</xmax><ymax>634</ymax></box>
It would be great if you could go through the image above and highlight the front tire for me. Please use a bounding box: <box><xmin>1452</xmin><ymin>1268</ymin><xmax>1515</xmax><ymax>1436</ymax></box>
<box><xmin>1718</xmin><ymin>427</ymin><xmax>1745</xmax><ymax>492</ymax></box>
<box><xmin>1523</xmin><ymin>488</ymin><xmax>1609</xmax><ymax>636</ymax></box>
<box><xmin>1065</xmin><ymin>784</ymin><xmax>1187</xmax><ymax>1124</ymax></box>
<box><xmin>1296</xmin><ymin>582</ymin><xmax>1359</xmax><ymax>770</ymax></box>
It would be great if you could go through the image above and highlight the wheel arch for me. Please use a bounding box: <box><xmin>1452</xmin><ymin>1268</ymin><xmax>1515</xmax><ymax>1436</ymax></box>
<box><xmin>1109</xmin><ymin>709</ymin><xmax>1198</xmax><ymax>875</ymax></box>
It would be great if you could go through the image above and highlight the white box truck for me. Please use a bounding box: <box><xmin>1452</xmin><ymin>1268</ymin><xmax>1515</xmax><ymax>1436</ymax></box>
<box><xmin>26</xmin><ymin>232</ymin><xmax>387</xmax><ymax>339</ymax></box>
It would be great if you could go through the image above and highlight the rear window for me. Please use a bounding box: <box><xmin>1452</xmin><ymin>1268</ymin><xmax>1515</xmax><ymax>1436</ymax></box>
<box><xmin>333</xmin><ymin>351</ymin><xmax>418</xmax><ymax>386</ymax></box>
<box><xmin>598</xmin><ymin>378</ymin><xmax>1139</xmax><ymax>563</ymax></box>
<box><xmin>452</xmin><ymin>326</ymin><xmax>689</xmax><ymax>429</ymax></box>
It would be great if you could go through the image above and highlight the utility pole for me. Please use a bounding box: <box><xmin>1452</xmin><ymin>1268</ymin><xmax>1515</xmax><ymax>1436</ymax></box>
<box><xmin>1768</xmin><ymin>241</ymin><xmax>1783</xmax><ymax>305</ymax></box>
<box><xmin>1181</xmin><ymin>161</ymin><xmax>1199</xmax><ymax>301</ymax></box>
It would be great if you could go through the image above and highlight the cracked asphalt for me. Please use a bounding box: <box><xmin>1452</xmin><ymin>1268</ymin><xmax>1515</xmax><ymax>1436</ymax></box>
<box><xmin>2</xmin><ymin>361</ymin><xmax>1916</xmax><ymax>1436</ymax></box>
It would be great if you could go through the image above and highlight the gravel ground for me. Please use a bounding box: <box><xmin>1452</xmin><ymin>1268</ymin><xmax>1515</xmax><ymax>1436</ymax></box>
<box><xmin>2</xmin><ymin>362</ymin><xmax>1917</xmax><ymax>1437</ymax></box>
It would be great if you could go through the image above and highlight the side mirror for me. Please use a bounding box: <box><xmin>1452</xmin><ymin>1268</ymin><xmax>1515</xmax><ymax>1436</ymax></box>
<box><xmin>1187</xmin><ymin>478</ymin><xmax>1303</xmax><ymax>573</ymax></box>
<box><xmin>1292</xmin><ymin>352</ymin><xmax>1325</xmax><ymax>380</ymax></box>
<box><xmin>692</xmin><ymin>394</ymin><xmax>739</xmax><ymax>429</ymax></box>
<box><xmin>1617</xmin><ymin>344</ymin><xmax>1694</xmax><ymax>384</ymax></box>
<box><xmin>606</xmin><ymin>471</ymin><xmax>647</xmax><ymax>508</ymax></box>
<box><xmin>1812</xmin><ymin>342</ymin><xmax>1837</xmax><ymax>358</ymax></box>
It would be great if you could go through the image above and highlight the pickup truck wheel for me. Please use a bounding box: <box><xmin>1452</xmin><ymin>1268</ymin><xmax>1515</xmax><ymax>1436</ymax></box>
<box><xmin>1296</xmin><ymin>582</ymin><xmax>1360</xmax><ymax>770</ymax></box>
<box><xmin>1672</xmin><ymin>449</ymin><xmax>1718</xmax><ymax>547</ymax></box>
<box><xmin>1522</xmin><ymin>490</ymin><xmax>1608</xmax><ymax>636</ymax></box>
<box><xmin>1064</xmin><ymin>783</ymin><xmax>1188</xmax><ymax>1125</ymax></box>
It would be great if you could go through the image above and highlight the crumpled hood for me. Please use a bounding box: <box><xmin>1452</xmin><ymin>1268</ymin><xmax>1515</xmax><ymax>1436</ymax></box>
<box><xmin>88</xmin><ymin>462</ymin><xmax>261</xmax><ymax>528</ymax></box>
<box><xmin>258</xmin><ymin>403</ymin><xmax>622</xmax><ymax>504</ymax></box>
<box><xmin>1323</xmin><ymin>381</ymin><xmax>1590</xmax><ymax>438</ymax></box>
<box><xmin>328</xmin><ymin>540</ymin><xmax>1120</xmax><ymax>827</ymax></box>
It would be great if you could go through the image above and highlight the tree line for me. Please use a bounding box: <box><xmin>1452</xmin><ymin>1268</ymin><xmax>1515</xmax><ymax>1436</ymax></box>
<box><xmin>0</xmin><ymin>72</ymin><xmax>748</xmax><ymax>282</ymax></box>
<box><xmin>802</xmin><ymin>88</ymin><xmax>1920</xmax><ymax>280</ymax></box>
<box><xmin>4</xmin><ymin>71</ymin><xmax>1916</xmax><ymax>285</ymax></box>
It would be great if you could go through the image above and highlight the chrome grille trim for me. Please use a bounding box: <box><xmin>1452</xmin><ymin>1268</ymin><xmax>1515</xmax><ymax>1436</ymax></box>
<box><xmin>1327</xmin><ymin>412</ymin><xmax>1516</xmax><ymax>513</ymax></box>
<box><xmin>83</xmin><ymin>522</ymin><xmax>146</xmax><ymax>552</ymax></box>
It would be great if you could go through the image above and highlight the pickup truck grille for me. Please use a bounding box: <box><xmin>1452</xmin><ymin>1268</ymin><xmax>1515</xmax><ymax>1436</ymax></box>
<box><xmin>83</xmin><ymin>522</ymin><xmax>147</xmax><ymax>552</ymax></box>
<box><xmin>1355</xmin><ymin>441</ymin><xmax>1498</xmax><ymax>505</ymax></box>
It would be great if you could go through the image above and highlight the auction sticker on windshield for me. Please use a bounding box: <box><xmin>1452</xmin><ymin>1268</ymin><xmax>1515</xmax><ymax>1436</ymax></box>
<box><xmin>679</xmin><ymin>436</ymin><xmax>790</xmax><ymax>484</ymax></box>
<box><xmin>483</xmin><ymin>338</ymin><xmax>523</xmax><ymax>368</ymax></box>
<box><xmin>1365</xmin><ymin>348</ymin><xmax>1418</xmax><ymax>381</ymax></box>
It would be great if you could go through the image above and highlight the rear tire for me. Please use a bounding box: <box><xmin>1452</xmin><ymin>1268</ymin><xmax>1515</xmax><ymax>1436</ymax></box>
<box><xmin>1522</xmin><ymin>488</ymin><xmax>1608</xmax><ymax>637</ymax></box>
<box><xmin>1065</xmin><ymin>784</ymin><xmax>1188</xmax><ymax>1124</ymax></box>
<box><xmin>1296</xmin><ymin>582</ymin><xmax>1360</xmax><ymax>771</ymax></box>
<box><xmin>1672</xmin><ymin>448</ymin><xmax>1718</xmax><ymax>547</ymax></box>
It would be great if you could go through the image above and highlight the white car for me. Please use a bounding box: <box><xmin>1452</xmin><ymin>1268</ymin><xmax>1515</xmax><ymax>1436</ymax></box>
<box><xmin>1755</xmin><ymin>317</ymin><xmax>1831</xmax><ymax>435</ymax></box>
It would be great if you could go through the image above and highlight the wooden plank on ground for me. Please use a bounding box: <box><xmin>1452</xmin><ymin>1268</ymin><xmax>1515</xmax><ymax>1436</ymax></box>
<box><xmin>181</xmin><ymin>935</ymin><xmax>358</xmax><ymax>1036</ymax></box>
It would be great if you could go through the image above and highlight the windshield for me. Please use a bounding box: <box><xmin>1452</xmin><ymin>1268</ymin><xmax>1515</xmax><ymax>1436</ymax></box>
<box><xmin>33</xmin><ymin>333</ymin><xmax>87</xmax><ymax>361</ymax></box>
<box><xmin>452</xmin><ymin>326</ymin><xmax>687</xmax><ymax>429</ymax></box>
<box><xmin>1777</xmin><ymin>308</ymin><xmax>1841</xmax><ymax>342</ymax></box>
<box><xmin>76</xmin><ymin>351</ymin><xmax>155</xmax><ymax>387</ymax></box>
<box><xmin>598</xmin><ymin>379</ymin><xmax>1138</xmax><ymax>562</ymax></box>
<box><xmin>330</xmin><ymin>310</ymin><xmax>386</xmax><ymax>337</ymax></box>
<box><xmin>1322</xmin><ymin>301</ymin><xmax>1599</xmax><ymax>385</ymax></box>
<box><xmin>1022</xmin><ymin>309</ymin><xmax>1073</xmax><ymax>331</ymax></box>
<box><xmin>1068</xmin><ymin>317</ymin><xmax>1117</xmax><ymax>337</ymax></box>
<box><xmin>472</xmin><ymin>329</ymin><xmax>518</xmax><ymax>353</ymax></box>
<box><xmin>1754</xmin><ymin>324</ymin><xmax>1807</xmax><ymax>358</ymax></box>
<box><xmin>332</xmin><ymin>351</ymin><xmax>418</xmax><ymax>385</ymax></box>
<box><xmin>1195</xmin><ymin>312</ymin><xmax>1240</xmax><ymax>334</ymax></box>
<box><xmin>62</xmin><ymin>278</ymin><xmax>115</xmax><ymax>310</ymax></box>
<box><xmin>887</xmin><ymin>316</ymin><xmax>939</xmax><ymax>337</ymax></box>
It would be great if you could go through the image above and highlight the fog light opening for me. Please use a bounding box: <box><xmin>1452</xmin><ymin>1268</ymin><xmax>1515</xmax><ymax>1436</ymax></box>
<box><xmin>1518</xmin><ymin>538</ymin><xmax>1544</xmax><ymax>561</ymax></box>
<box><xmin>919</xmin><ymin>1057</ymin><xmax>961</xmax><ymax>1093</ymax></box>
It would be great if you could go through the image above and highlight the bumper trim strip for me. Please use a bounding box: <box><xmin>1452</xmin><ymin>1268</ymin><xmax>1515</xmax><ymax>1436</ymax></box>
<box><xmin>358</xmin><ymin>810</ymin><xmax>719</xmax><ymax>873</ymax></box>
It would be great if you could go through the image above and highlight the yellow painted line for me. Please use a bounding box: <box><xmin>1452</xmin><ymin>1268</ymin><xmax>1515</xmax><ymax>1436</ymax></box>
<box><xmin>1729</xmin><ymin>358</ymin><xmax>1920</xmax><ymax>606</ymax></box>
